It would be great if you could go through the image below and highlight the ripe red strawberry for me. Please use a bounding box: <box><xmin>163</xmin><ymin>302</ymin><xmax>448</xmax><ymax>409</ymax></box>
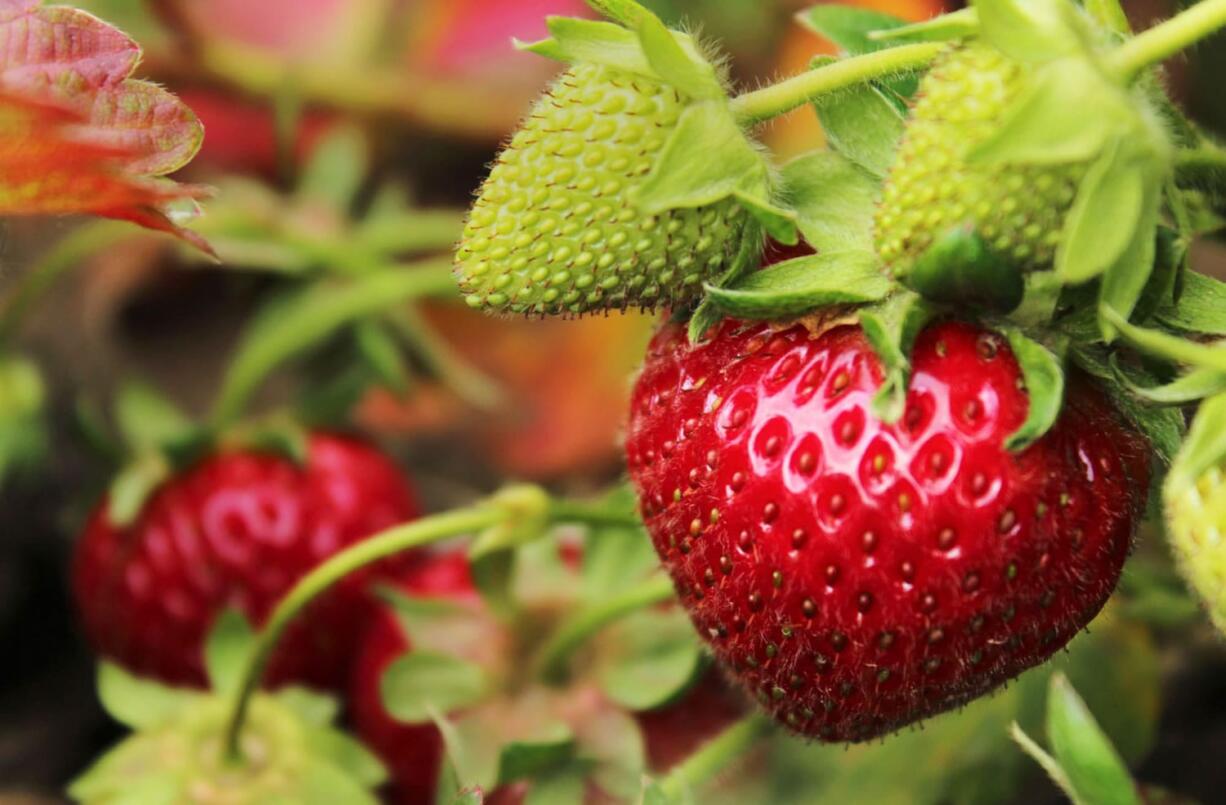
<box><xmin>626</xmin><ymin>318</ymin><xmax>1151</xmax><ymax>741</ymax></box>
<box><xmin>72</xmin><ymin>432</ymin><xmax>421</xmax><ymax>690</ymax></box>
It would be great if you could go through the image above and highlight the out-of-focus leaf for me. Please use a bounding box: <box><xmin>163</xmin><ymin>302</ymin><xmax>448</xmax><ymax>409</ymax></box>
<box><xmin>203</xmin><ymin>609</ymin><xmax>255</xmax><ymax>696</ymax></box>
<box><xmin>0</xmin><ymin>352</ymin><xmax>46</xmax><ymax>485</ymax></box>
<box><xmin>596</xmin><ymin>609</ymin><xmax>703</xmax><ymax>711</ymax></box>
<box><xmin>96</xmin><ymin>662</ymin><xmax>194</xmax><ymax>730</ymax></box>
<box><xmin>0</xmin><ymin>2</ymin><xmax>208</xmax><ymax>248</ymax></box>
<box><xmin>380</xmin><ymin>651</ymin><xmax>488</xmax><ymax>724</ymax></box>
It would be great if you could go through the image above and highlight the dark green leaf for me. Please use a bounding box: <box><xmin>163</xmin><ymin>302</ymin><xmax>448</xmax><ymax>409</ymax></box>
<box><xmin>779</xmin><ymin>150</ymin><xmax>879</xmax><ymax>253</ymax></box>
<box><xmin>96</xmin><ymin>663</ymin><xmax>193</xmax><ymax>729</ymax></box>
<box><xmin>814</xmin><ymin>82</ymin><xmax>905</xmax><ymax>178</ymax></box>
<box><xmin>597</xmin><ymin>610</ymin><xmax>703</xmax><ymax>711</ymax></box>
<box><xmin>972</xmin><ymin>0</ymin><xmax>1083</xmax><ymax>62</ymax></box>
<box><xmin>1156</xmin><ymin>269</ymin><xmax>1226</xmax><ymax>335</ymax></box>
<box><xmin>1056</xmin><ymin>140</ymin><xmax>1145</xmax><ymax>284</ymax></box>
<box><xmin>688</xmin><ymin>221</ymin><xmax>766</xmax><ymax>342</ymax></box>
<box><xmin>705</xmin><ymin>250</ymin><xmax>889</xmax><ymax>319</ymax></box>
<box><xmin>380</xmin><ymin>651</ymin><xmax>488</xmax><ymax>723</ymax></box>
<box><xmin>1002</xmin><ymin>330</ymin><xmax>1066</xmax><ymax>451</ymax></box>
<box><xmin>354</xmin><ymin>319</ymin><xmax>410</xmax><ymax>395</ymax></box>
<box><xmin>469</xmin><ymin>550</ymin><xmax>517</xmax><ymax>616</ymax></box>
<box><xmin>114</xmin><ymin>380</ymin><xmax>194</xmax><ymax>454</ymax></box>
<box><xmin>497</xmin><ymin>727</ymin><xmax>576</xmax><ymax>785</ymax></box>
<box><xmin>204</xmin><ymin>609</ymin><xmax>255</xmax><ymax>696</ymax></box>
<box><xmin>905</xmin><ymin>227</ymin><xmax>1024</xmax><ymax>312</ymax></box>
<box><xmin>1044</xmin><ymin>674</ymin><xmax>1142</xmax><ymax>805</ymax></box>
<box><xmin>859</xmin><ymin>291</ymin><xmax>934</xmax><ymax>422</ymax></box>
<box><xmin>1110</xmin><ymin>359</ymin><xmax>1226</xmax><ymax>405</ymax></box>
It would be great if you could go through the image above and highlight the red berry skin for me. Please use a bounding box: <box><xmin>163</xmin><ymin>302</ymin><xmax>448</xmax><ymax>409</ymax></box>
<box><xmin>72</xmin><ymin>433</ymin><xmax>421</xmax><ymax>690</ymax></box>
<box><xmin>626</xmin><ymin>319</ymin><xmax>1150</xmax><ymax>741</ymax></box>
<box><xmin>349</xmin><ymin>552</ymin><xmax>479</xmax><ymax>805</ymax></box>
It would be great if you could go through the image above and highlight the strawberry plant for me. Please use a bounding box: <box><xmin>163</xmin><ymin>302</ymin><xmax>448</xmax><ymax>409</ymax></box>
<box><xmin>3</xmin><ymin>0</ymin><xmax>1226</xmax><ymax>803</ymax></box>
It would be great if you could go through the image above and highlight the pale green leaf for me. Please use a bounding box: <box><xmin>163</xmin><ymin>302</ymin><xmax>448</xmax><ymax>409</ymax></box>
<box><xmin>972</xmin><ymin>0</ymin><xmax>1083</xmax><ymax>62</ymax></box>
<box><xmin>106</xmin><ymin>452</ymin><xmax>171</xmax><ymax>528</ymax></box>
<box><xmin>380</xmin><ymin>651</ymin><xmax>488</xmax><ymax>723</ymax></box>
<box><xmin>296</xmin><ymin>125</ymin><xmax>369</xmax><ymax>210</ymax></box>
<box><xmin>1002</xmin><ymin>330</ymin><xmax>1066</xmax><ymax>451</ymax></box>
<box><xmin>1112</xmin><ymin>363</ymin><xmax>1226</xmax><ymax>405</ymax></box>
<box><xmin>1167</xmin><ymin>391</ymin><xmax>1226</xmax><ymax>496</ymax></box>
<box><xmin>868</xmin><ymin>8</ymin><xmax>980</xmax><ymax>44</ymax></box>
<box><xmin>1099</xmin><ymin>172</ymin><xmax>1163</xmax><ymax>339</ymax></box>
<box><xmin>114</xmin><ymin>380</ymin><xmax>193</xmax><ymax>454</ymax></box>
<box><xmin>597</xmin><ymin>610</ymin><xmax>703</xmax><ymax>711</ymax></box>
<box><xmin>305</xmin><ymin>727</ymin><xmax>388</xmax><ymax>787</ymax></box>
<box><xmin>814</xmin><ymin>82</ymin><xmax>905</xmax><ymax>178</ymax></box>
<box><xmin>203</xmin><ymin>609</ymin><xmax>255</xmax><ymax>696</ymax></box>
<box><xmin>518</xmin><ymin>18</ymin><xmax>648</xmax><ymax>73</ymax></box>
<box><xmin>1045</xmin><ymin>674</ymin><xmax>1142</xmax><ymax>805</ymax></box>
<box><xmin>1057</xmin><ymin>140</ymin><xmax>1146</xmax><ymax>283</ymax></box>
<box><xmin>354</xmin><ymin>319</ymin><xmax>410</xmax><ymax>395</ymax></box>
<box><xmin>779</xmin><ymin>150</ymin><xmax>879</xmax><ymax>252</ymax></box>
<box><xmin>299</xmin><ymin>758</ymin><xmax>381</xmax><ymax>805</ymax></box>
<box><xmin>96</xmin><ymin>663</ymin><xmax>194</xmax><ymax>729</ymax></box>
<box><xmin>705</xmin><ymin>250</ymin><xmax>889</xmax><ymax>319</ymax></box>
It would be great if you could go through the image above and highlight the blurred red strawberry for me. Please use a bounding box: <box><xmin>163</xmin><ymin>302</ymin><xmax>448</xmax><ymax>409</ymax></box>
<box><xmin>72</xmin><ymin>432</ymin><xmax>421</xmax><ymax>690</ymax></box>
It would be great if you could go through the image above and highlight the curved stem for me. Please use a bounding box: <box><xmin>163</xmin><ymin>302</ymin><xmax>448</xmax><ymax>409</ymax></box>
<box><xmin>0</xmin><ymin>221</ymin><xmax>134</xmax><ymax>341</ymax></box>
<box><xmin>657</xmin><ymin>714</ymin><xmax>773</xmax><ymax>799</ymax></box>
<box><xmin>223</xmin><ymin>506</ymin><xmax>505</xmax><ymax>758</ymax></box>
<box><xmin>730</xmin><ymin>42</ymin><xmax>943</xmax><ymax>126</ymax></box>
<box><xmin>547</xmin><ymin>498</ymin><xmax>644</xmax><ymax>530</ymax></box>
<box><xmin>536</xmin><ymin>574</ymin><xmax>676</xmax><ymax>681</ymax></box>
<box><xmin>1107</xmin><ymin>0</ymin><xmax>1226</xmax><ymax>81</ymax></box>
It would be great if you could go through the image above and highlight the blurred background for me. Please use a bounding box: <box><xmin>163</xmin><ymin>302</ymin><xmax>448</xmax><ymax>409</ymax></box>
<box><xmin>0</xmin><ymin>0</ymin><xmax>1224</xmax><ymax>802</ymax></box>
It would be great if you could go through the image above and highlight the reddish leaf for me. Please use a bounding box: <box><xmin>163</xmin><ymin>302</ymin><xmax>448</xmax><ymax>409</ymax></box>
<box><xmin>0</xmin><ymin>1</ymin><xmax>208</xmax><ymax>249</ymax></box>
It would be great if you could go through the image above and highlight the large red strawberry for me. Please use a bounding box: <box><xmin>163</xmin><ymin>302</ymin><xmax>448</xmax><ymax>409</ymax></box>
<box><xmin>626</xmin><ymin>318</ymin><xmax>1150</xmax><ymax>741</ymax></box>
<box><xmin>72</xmin><ymin>432</ymin><xmax>421</xmax><ymax>690</ymax></box>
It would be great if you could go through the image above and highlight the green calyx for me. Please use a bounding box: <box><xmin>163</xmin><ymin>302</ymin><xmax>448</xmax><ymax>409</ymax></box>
<box><xmin>455</xmin><ymin>2</ymin><xmax>794</xmax><ymax>317</ymax></box>
<box><xmin>71</xmin><ymin>614</ymin><xmax>385</xmax><ymax>804</ymax></box>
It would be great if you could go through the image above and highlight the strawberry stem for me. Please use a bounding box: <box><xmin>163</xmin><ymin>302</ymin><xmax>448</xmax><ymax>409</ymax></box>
<box><xmin>535</xmin><ymin>573</ymin><xmax>676</xmax><ymax>682</ymax></box>
<box><xmin>656</xmin><ymin>713</ymin><xmax>774</xmax><ymax>798</ymax></box>
<box><xmin>1107</xmin><ymin>0</ymin><xmax>1226</xmax><ymax>81</ymax></box>
<box><xmin>221</xmin><ymin>493</ymin><xmax>642</xmax><ymax>760</ymax></box>
<box><xmin>729</xmin><ymin>42</ymin><xmax>943</xmax><ymax>126</ymax></box>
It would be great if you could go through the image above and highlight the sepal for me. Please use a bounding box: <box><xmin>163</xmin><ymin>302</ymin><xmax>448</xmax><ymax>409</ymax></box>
<box><xmin>704</xmin><ymin>251</ymin><xmax>890</xmax><ymax>320</ymax></box>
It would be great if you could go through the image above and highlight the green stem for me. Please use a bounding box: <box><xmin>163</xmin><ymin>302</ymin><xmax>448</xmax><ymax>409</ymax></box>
<box><xmin>0</xmin><ymin>221</ymin><xmax>135</xmax><ymax>341</ymax></box>
<box><xmin>729</xmin><ymin>42</ymin><xmax>943</xmax><ymax>126</ymax></box>
<box><xmin>536</xmin><ymin>574</ymin><xmax>676</xmax><ymax>681</ymax></box>
<box><xmin>1107</xmin><ymin>0</ymin><xmax>1226</xmax><ymax>81</ymax></box>
<box><xmin>546</xmin><ymin>498</ymin><xmax>643</xmax><ymax>530</ymax></box>
<box><xmin>223</xmin><ymin>505</ymin><xmax>506</xmax><ymax>758</ymax></box>
<box><xmin>657</xmin><ymin>714</ymin><xmax>774</xmax><ymax>799</ymax></box>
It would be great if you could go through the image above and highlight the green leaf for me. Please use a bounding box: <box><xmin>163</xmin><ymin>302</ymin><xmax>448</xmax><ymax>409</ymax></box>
<box><xmin>797</xmin><ymin>5</ymin><xmax>907</xmax><ymax>54</ymax></box>
<box><xmin>972</xmin><ymin>0</ymin><xmax>1083</xmax><ymax>62</ymax></box>
<box><xmin>305</xmin><ymin>727</ymin><xmax>388</xmax><ymax>788</ymax></box>
<box><xmin>1111</xmin><ymin>360</ymin><xmax>1226</xmax><ymax>405</ymax></box>
<box><xmin>1098</xmin><ymin>178</ymin><xmax>1162</xmax><ymax>341</ymax></box>
<box><xmin>469</xmin><ymin>549</ymin><xmax>517</xmax><ymax>616</ymax></box>
<box><xmin>859</xmin><ymin>291</ymin><xmax>934</xmax><ymax>422</ymax></box>
<box><xmin>106</xmin><ymin>452</ymin><xmax>172</xmax><ymax>528</ymax></box>
<box><xmin>275</xmin><ymin>686</ymin><xmax>341</xmax><ymax>726</ymax></box>
<box><xmin>204</xmin><ymin>609</ymin><xmax>255</xmax><ymax>696</ymax></box>
<box><xmin>571</xmin><ymin>708</ymin><xmax>646</xmax><ymax>800</ymax></box>
<box><xmin>687</xmin><ymin>218</ymin><xmax>767</xmax><ymax>342</ymax></box>
<box><xmin>1156</xmin><ymin>269</ymin><xmax>1226</xmax><ymax>335</ymax></box>
<box><xmin>1167</xmin><ymin>391</ymin><xmax>1226</xmax><ymax>495</ymax></box>
<box><xmin>497</xmin><ymin>727</ymin><xmax>576</xmax><ymax>785</ymax></box>
<box><xmin>1044</xmin><ymin>674</ymin><xmax>1143</xmax><ymax>805</ymax></box>
<box><xmin>354</xmin><ymin>319</ymin><xmax>410</xmax><ymax>395</ymax></box>
<box><xmin>628</xmin><ymin>2</ymin><xmax>723</xmax><ymax>100</ymax></box>
<box><xmin>211</xmin><ymin>261</ymin><xmax>453</xmax><ymax>426</ymax></box>
<box><xmin>905</xmin><ymin>227</ymin><xmax>1024</xmax><ymax>312</ymax></box>
<box><xmin>380</xmin><ymin>651</ymin><xmax>488</xmax><ymax>723</ymax></box>
<box><xmin>114</xmin><ymin>380</ymin><xmax>194</xmax><ymax>454</ymax></box>
<box><xmin>96</xmin><ymin>663</ymin><xmax>193</xmax><ymax>729</ymax></box>
<box><xmin>581</xmin><ymin>487</ymin><xmax>657</xmax><ymax>603</ymax></box>
<box><xmin>814</xmin><ymin>81</ymin><xmax>905</xmax><ymax>178</ymax></box>
<box><xmin>296</xmin><ymin>125</ymin><xmax>369</xmax><ymax>211</ymax></box>
<box><xmin>597</xmin><ymin>609</ymin><xmax>703</xmax><ymax>711</ymax></box>
<box><xmin>1010</xmin><ymin>723</ymin><xmax>1080</xmax><ymax>805</ymax></box>
<box><xmin>867</xmin><ymin>8</ymin><xmax>980</xmax><ymax>44</ymax></box>
<box><xmin>1002</xmin><ymin>330</ymin><xmax>1066</xmax><ymax>451</ymax></box>
<box><xmin>779</xmin><ymin>150</ymin><xmax>879</xmax><ymax>253</ymax></box>
<box><xmin>1083</xmin><ymin>0</ymin><xmax>1131</xmax><ymax>34</ymax></box>
<box><xmin>704</xmin><ymin>250</ymin><xmax>890</xmax><ymax>319</ymax></box>
<box><xmin>640</xmin><ymin>780</ymin><xmax>683</xmax><ymax>805</ymax></box>
<box><xmin>519</xmin><ymin>18</ymin><xmax>649</xmax><ymax>74</ymax></box>
<box><xmin>0</xmin><ymin>353</ymin><xmax>47</xmax><ymax>487</ymax></box>
<box><xmin>525</xmin><ymin>765</ymin><xmax>587</xmax><ymax>805</ymax></box>
<box><xmin>1057</xmin><ymin>141</ymin><xmax>1147</xmax><ymax>284</ymax></box>
<box><xmin>299</xmin><ymin>758</ymin><xmax>381</xmax><ymax>805</ymax></box>
<box><xmin>636</xmin><ymin>101</ymin><xmax>788</xmax><ymax>236</ymax></box>
<box><xmin>1102</xmin><ymin>307</ymin><xmax>1226</xmax><ymax>373</ymax></box>
<box><xmin>449</xmin><ymin>790</ymin><xmax>485</xmax><ymax>805</ymax></box>
<box><xmin>970</xmin><ymin>61</ymin><xmax>1128</xmax><ymax>167</ymax></box>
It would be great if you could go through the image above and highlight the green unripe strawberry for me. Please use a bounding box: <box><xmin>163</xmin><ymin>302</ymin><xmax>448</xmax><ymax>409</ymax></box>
<box><xmin>874</xmin><ymin>43</ymin><xmax>1083</xmax><ymax>277</ymax></box>
<box><xmin>1167</xmin><ymin>462</ymin><xmax>1226</xmax><ymax>632</ymax></box>
<box><xmin>456</xmin><ymin>62</ymin><xmax>753</xmax><ymax>316</ymax></box>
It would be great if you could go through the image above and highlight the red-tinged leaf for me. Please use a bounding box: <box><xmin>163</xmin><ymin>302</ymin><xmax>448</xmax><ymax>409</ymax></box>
<box><xmin>0</xmin><ymin>1</ymin><xmax>208</xmax><ymax>249</ymax></box>
<box><xmin>0</xmin><ymin>90</ymin><xmax>212</xmax><ymax>253</ymax></box>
